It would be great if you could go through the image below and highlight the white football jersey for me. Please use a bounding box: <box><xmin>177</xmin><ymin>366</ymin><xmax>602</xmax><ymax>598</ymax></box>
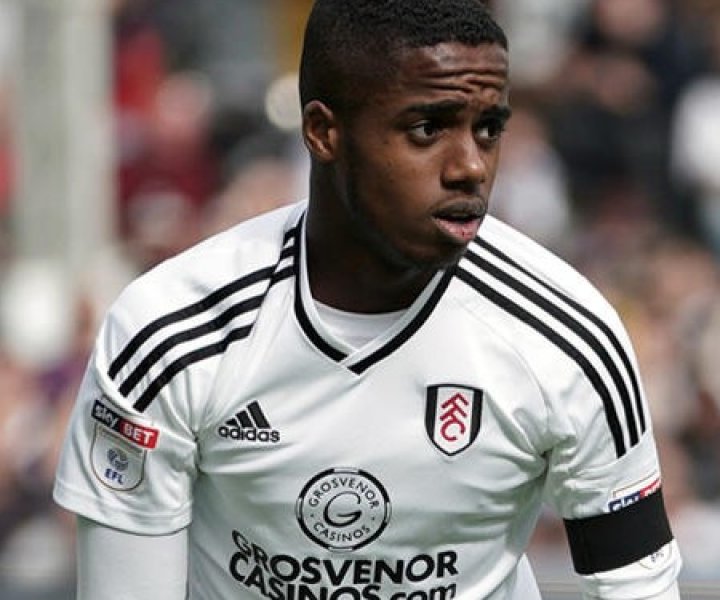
<box><xmin>54</xmin><ymin>201</ymin><xmax>680</xmax><ymax>599</ymax></box>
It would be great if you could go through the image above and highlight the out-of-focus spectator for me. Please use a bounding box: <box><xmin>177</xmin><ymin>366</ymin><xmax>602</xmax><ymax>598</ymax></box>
<box><xmin>641</xmin><ymin>238</ymin><xmax>718</xmax><ymax>432</ymax></box>
<box><xmin>0</xmin><ymin>352</ymin><xmax>48</xmax><ymax>547</ymax></box>
<box><xmin>585</xmin><ymin>0</ymin><xmax>704</xmax><ymax>107</ymax></box>
<box><xmin>659</xmin><ymin>435</ymin><xmax>720</xmax><ymax>580</ymax></box>
<box><xmin>0</xmin><ymin>336</ymin><xmax>77</xmax><ymax>594</ymax></box>
<box><xmin>490</xmin><ymin>104</ymin><xmax>573</xmax><ymax>251</ymax></box>
<box><xmin>117</xmin><ymin>72</ymin><xmax>218</xmax><ymax>255</ymax></box>
<box><xmin>494</xmin><ymin>0</ymin><xmax>590</xmax><ymax>88</ymax></box>
<box><xmin>113</xmin><ymin>0</ymin><xmax>167</xmax><ymax>130</ymax></box>
<box><xmin>0</xmin><ymin>257</ymin><xmax>103</xmax><ymax>596</ymax></box>
<box><xmin>544</xmin><ymin>0</ymin><xmax>706</xmax><ymax>236</ymax></box>
<box><xmin>203</xmin><ymin>155</ymin><xmax>299</xmax><ymax>238</ymax></box>
<box><xmin>671</xmin><ymin>12</ymin><xmax>720</xmax><ymax>255</ymax></box>
<box><xmin>697</xmin><ymin>299</ymin><xmax>720</xmax><ymax>416</ymax></box>
<box><xmin>202</xmin><ymin>126</ymin><xmax>305</xmax><ymax>236</ymax></box>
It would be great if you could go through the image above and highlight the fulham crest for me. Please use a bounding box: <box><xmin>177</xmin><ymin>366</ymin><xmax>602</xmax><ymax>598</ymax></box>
<box><xmin>425</xmin><ymin>385</ymin><xmax>483</xmax><ymax>456</ymax></box>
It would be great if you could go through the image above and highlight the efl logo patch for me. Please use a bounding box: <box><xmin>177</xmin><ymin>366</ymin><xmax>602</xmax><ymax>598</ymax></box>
<box><xmin>91</xmin><ymin>398</ymin><xmax>159</xmax><ymax>449</ymax></box>
<box><xmin>608</xmin><ymin>472</ymin><xmax>661</xmax><ymax>512</ymax></box>
<box><xmin>425</xmin><ymin>385</ymin><xmax>483</xmax><ymax>456</ymax></box>
<box><xmin>90</xmin><ymin>427</ymin><xmax>146</xmax><ymax>491</ymax></box>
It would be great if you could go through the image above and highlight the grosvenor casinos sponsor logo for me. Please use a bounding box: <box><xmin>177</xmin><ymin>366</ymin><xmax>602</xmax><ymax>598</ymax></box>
<box><xmin>296</xmin><ymin>468</ymin><xmax>391</xmax><ymax>552</ymax></box>
<box><xmin>226</xmin><ymin>468</ymin><xmax>460</xmax><ymax>598</ymax></box>
<box><xmin>228</xmin><ymin>530</ymin><xmax>460</xmax><ymax>600</ymax></box>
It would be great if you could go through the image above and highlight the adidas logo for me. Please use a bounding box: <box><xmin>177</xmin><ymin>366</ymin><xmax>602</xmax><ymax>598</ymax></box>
<box><xmin>218</xmin><ymin>401</ymin><xmax>280</xmax><ymax>443</ymax></box>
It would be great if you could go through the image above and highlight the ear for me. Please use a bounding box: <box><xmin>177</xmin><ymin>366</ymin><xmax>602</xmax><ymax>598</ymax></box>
<box><xmin>302</xmin><ymin>100</ymin><xmax>340</xmax><ymax>163</ymax></box>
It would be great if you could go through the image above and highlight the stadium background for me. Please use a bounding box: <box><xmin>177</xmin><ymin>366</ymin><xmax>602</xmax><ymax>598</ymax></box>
<box><xmin>0</xmin><ymin>0</ymin><xmax>720</xmax><ymax>598</ymax></box>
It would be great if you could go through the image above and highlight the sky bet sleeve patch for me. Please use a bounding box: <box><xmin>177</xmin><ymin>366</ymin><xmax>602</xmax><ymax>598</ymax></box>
<box><xmin>91</xmin><ymin>396</ymin><xmax>159</xmax><ymax>449</ymax></box>
<box><xmin>607</xmin><ymin>471</ymin><xmax>660</xmax><ymax>512</ymax></box>
<box><xmin>88</xmin><ymin>396</ymin><xmax>158</xmax><ymax>491</ymax></box>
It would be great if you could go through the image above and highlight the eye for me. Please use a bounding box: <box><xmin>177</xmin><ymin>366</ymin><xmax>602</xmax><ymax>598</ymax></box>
<box><xmin>408</xmin><ymin>120</ymin><xmax>442</xmax><ymax>144</ymax></box>
<box><xmin>475</xmin><ymin>118</ymin><xmax>506</xmax><ymax>143</ymax></box>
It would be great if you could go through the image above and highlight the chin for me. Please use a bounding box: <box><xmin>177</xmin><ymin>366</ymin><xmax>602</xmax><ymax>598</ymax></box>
<box><xmin>405</xmin><ymin>244</ymin><xmax>469</xmax><ymax>271</ymax></box>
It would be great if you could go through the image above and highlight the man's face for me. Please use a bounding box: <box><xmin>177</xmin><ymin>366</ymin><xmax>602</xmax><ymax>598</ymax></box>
<box><xmin>335</xmin><ymin>42</ymin><xmax>510</xmax><ymax>270</ymax></box>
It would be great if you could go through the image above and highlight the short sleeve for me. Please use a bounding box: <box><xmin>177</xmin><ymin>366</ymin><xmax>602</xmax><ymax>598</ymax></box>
<box><xmin>53</xmin><ymin>306</ymin><xmax>198</xmax><ymax>536</ymax></box>
<box><xmin>541</xmin><ymin>311</ymin><xmax>682</xmax><ymax>597</ymax></box>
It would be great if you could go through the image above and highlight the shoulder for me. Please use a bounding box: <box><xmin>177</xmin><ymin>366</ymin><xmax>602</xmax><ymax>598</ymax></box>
<box><xmin>455</xmin><ymin>216</ymin><xmax>646</xmax><ymax>461</ymax></box>
<box><xmin>111</xmin><ymin>202</ymin><xmax>303</xmax><ymax>329</ymax></box>
<box><xmin>455</xmin><ymin>216</ymin><xmax>624</xmax><ymax>347</ymax></box>
<box><xmin>463</xmin><ymin>215</ymin><xmax>615</xmax><ymax>317</ymax></box>
<box><xmin>94</xmin><ymin>202</ymin><xmax>304</xmax><ymax>411</ymax></box>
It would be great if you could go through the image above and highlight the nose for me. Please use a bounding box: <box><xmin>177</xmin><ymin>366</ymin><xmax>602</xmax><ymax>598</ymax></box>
<box><xmin>441</xmin><ymin>134</ymin><xmax>487</xmax><ymax>193</ymax></box>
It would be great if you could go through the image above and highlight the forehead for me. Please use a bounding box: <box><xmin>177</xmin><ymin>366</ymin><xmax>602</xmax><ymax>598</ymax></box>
<box><xmin>371</xmin><ymin>42</ymin><xmax>509</xmax><ymax>107</ymax></box>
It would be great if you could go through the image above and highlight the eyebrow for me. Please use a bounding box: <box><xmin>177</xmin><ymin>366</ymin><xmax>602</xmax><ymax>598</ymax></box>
<box><xmin>401</xmin><ymin>100</ymin><xmax>512</xmax><ymax>121</ymax></box>
<box><xmin>481</xmin><ymin>104</ymin><xmax>513</xmax><ymax>122</ymax></box>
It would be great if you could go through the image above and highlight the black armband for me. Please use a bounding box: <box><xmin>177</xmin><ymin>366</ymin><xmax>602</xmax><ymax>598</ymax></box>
<box><xmin>563</xmin><ymin>489</ymin><xmax>673</xmax><ymax>575</ymax></box>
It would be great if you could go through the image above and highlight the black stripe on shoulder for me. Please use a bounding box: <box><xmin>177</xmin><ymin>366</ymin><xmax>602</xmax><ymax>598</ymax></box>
<box><xmin>564</xmin><ymin>490</ymin><xmax>673</xmax><ymax>575</ymax></box>
<box><xmin>460</xmin><ymin>240</ymin><xmax>646</xmax><ymax>457</ymax></box>
<box><xmin>109</xmin><ymin>227</ymin><xmax>298</xmax><ymax>380</ymax></box>
<box><xmin>132</xmin><ymin>325</ymin><xmax>252</xmax><ymax>412</ymax></box>
<box><xmin>466</xmin><ymin>249</ymin><xmax>641</xmax><ymax>447</ymax></box>
<box><xmin>129</xmin><ymin>265</ymin><xmax>295</xmax><ymax>413</ymax></box>
<box><xmin>478</xmin><ymin>239</ymin><xmax>646</xmax><ymax>434</ymax></box>
<box><xmin>118</xmin><ymin>295</ymin><xmax>264</xmax><ymax>396</ymax></box>
<box><xmin>455</xmin><ymin>267</ymin><xmax>627</xmax><ymax>458</ymax></box>
<box><xmin>111</xmin><ymin>226</ymin><xmax>298</xmax><ymax>412</ymax></box>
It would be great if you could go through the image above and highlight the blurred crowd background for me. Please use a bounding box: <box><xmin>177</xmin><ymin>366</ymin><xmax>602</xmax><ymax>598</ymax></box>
<box><xmin>0</xmin><ymin>0</ymin><xmax>719</xmax><ymax>598</ymax></box>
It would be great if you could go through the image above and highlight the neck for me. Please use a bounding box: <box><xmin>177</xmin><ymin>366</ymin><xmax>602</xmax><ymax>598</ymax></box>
<box><xmin>307</xmin><ymin>240</ymin><xmax>437</xmax><ymax>313</ymax></box>
<box><xmin>305</xmin><ymin>195</ymin><xmax>437</xmax><ymax>314</ymax></box>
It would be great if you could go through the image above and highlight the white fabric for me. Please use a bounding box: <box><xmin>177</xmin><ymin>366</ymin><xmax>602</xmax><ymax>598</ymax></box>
<box><xmin>54</xmin><ymin>202</ymin><xmax>681</xmax><ymax>599</ymax></box>
<box><xmin>76</xmin><ymin>516</ymin><xmax>188</xmax><ymax>600</ymax></box>
<box><xmin>580</xmin><ymin>540</ymin><xmax>681</xmax><ymax>599</ymax></box>
<box><xmin>585</xmin><ymin>580</ymin><xmax>680</xmax><ymax>600</ymax></box>
<box><xmin>314</xmin><ymin>300</ymin><xmax>406</xmax><ymax>350</ymax></box>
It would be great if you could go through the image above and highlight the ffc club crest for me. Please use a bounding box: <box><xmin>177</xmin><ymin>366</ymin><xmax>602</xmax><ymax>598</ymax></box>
<box><xmin>425</xmin><ymin>385</ymin><xmax>483</xmax><ymax>456</ymax></box>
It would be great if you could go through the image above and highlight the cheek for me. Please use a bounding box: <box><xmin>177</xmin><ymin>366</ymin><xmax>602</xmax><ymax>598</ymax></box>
<box><xmin>374</xmin><ymin>153</ymin><xmax>435</xmax><ymax>199</ymax></box>
<box><xmin>345</xmin><ymin>138</ymin><xmax>435</xmax><ymax>217</ymax></box>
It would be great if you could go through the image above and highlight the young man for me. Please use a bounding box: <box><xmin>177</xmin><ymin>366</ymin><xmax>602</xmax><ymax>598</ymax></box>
<box><xmin>54</xmin><ymin>1</ymin><xmax>682</xmax><ymax>598</ymax></box>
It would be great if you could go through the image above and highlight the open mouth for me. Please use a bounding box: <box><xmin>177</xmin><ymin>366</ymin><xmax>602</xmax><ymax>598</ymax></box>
<box><xmin>433</xmin><ymin>212</ymin><xmax>483</xmax><ymax>244</ymax></box>
<box><xmin>432</xmin><ymin>205</ymin><xmax>485</xmax><ymax>244</ymax></box>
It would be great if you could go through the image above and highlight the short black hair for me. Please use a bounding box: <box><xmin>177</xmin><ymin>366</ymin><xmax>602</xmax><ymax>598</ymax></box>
<box><xmin>299</xmin><ymin>0</ymin><xmax>507</xmax><ymax>114</ymax></box>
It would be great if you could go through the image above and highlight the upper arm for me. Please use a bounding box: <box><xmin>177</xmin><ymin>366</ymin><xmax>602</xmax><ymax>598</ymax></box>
<box><xmin>53</xmin><ymin>295</ymin><xmax>201</xmax><ymax>535</ymax></box>
<box><xmin>76</xmin><ymin>516</ymin><xmax>188</xmax><ymax>600</ymax></box>
<box><xmin>539</xmin><ymin>307</ymin><xmax>682</xmax><ymax>596</ymax></box>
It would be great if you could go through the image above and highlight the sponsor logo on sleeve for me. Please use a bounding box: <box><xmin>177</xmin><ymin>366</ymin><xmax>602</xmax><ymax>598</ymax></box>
<box><xmin>608</xmin><ymin>472</ymin><xmax>661</xmax><ymax>512</ymax></box>
<box><xmin>90</xmin><ymin>426</ymin><xmax>146</xmax><ymax>491</ymax></box>
<box><xmin>91</xmin><ymin>397</ymin><xmax>159</xmax><ymax>449</ymax></box>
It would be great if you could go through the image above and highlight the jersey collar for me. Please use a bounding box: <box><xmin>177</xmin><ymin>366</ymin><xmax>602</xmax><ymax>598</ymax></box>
<box><xmin>292</xmin><ymin>212</ymin><xmax>456</xmax><ymax>374</ymax></box>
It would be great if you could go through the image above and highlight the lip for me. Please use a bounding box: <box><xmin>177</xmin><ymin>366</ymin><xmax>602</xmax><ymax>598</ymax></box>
<box><xmin>432</xmin><ymin>214</ymin><xmax>483</xmax><ymax>244</ymax></box>
<box><xmin>431</xmin><ymin>199</ymin><xmax>486</xmax><ymax>245</ymax></box>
